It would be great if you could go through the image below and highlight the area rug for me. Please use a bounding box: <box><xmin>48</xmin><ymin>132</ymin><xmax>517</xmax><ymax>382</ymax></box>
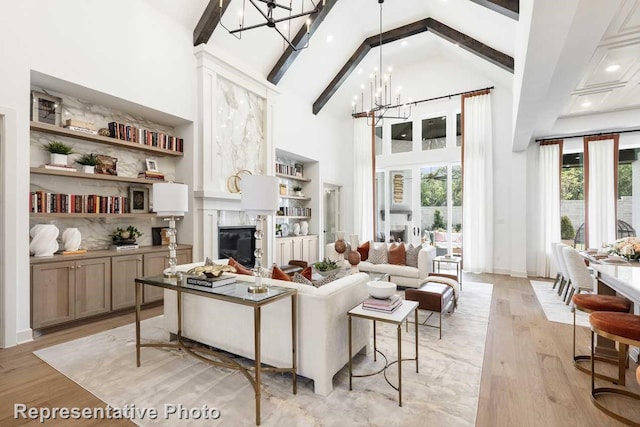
<box><xmin>34</xmin><ymin>282</ymin><xmax>493</xmax><ymax>427</ymax></box>
<box><xmin>530</xmin><ymin>280</ymin><xmax>590</xmax><ymax>327</ymax></box>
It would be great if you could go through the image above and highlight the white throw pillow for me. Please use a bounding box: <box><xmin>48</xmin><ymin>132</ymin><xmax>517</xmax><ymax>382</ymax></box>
<box><xmin>368</xmin><ymin>243</ymin><xmax>389</xmax><ymax>264</ymax></box>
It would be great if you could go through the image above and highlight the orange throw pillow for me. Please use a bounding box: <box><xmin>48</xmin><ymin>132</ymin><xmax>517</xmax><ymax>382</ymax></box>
<box><xmin>357</xmin><ymin>241</ymin><xmax>370</xmax><ymax>261</ymax></box>
<box><xmin>388</xmin><ymin>243</ymin><xmax>406</xmax><ymax>265</ymax></box>
<box><xmin>227</xmin><ymin>257</ymin><xmax>253</xmax><ymax>275</ymax></box>
<box><xmin>271</xmin><ymin>265</ymin><xmax>292</xmax><ymax>281</ymax></box>
<box><xmin>301</xmin><ymin>266</ymin><xmax>312</xmax><ymax>280</ymax></box>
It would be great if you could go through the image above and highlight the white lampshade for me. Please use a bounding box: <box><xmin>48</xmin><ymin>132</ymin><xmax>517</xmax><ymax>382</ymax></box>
<box><xmin>152</xmin><ymin>182</ymin><xmax>189</xmax><ymax>216</ymax></box>
<box><xmin>241</xmin><ymin>175</ymin><xmax>279</xmax><ymax>216</ymax></box>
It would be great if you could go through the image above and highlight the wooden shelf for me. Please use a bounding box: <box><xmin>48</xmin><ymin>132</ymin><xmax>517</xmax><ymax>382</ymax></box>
<box><xmin>275</xmin><ymin>173</ymin><xmax>311</xmax><ymax>182</ymax></box>
<box><xmin>30</xmin><ymin>213</ymin><xmax>156</xmax><ymax>219</ymax></box>
<box><xmin>30</xmin><ymin>167</ymin><xmax>162</xmax><ymax>185</ymax></box>
<box><xmin>279</xmin><ymin>195</ymin><xmax>311</xmax><ymax>201</ymax></box>
<box><xmin>276</xmin><ymin>216</ymin><xmax>311</xmax><ymax>220</ymax></box>
<box><xmin>31</xmin><ymin>121</ymin><xmax>183</xmax><ymax>157</ymax></box>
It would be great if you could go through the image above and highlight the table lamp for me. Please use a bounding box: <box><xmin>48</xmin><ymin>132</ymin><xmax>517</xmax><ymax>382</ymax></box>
<box><xmin>241</xmin><ymin>175</ymin><xmax>279</xmax><ymax>293</ymax></box>
<box><xmin>152</xmin><ymin>182</ymin><xmax>189</xmax><ymax>278</ymax></box>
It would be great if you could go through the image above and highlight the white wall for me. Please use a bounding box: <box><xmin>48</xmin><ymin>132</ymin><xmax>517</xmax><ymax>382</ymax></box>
<box><xmin>0</xmin><ymin>0</ymin><xmax>197</xmax><ymax>346</ymax></box>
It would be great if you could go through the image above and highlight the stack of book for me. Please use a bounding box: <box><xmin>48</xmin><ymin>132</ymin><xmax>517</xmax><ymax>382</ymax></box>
<box><xmin>138</xmin><ymin>171</ymin><xmax>165</xmax><ymax>181</ymax></box>
<box><xmin>183</xmin><ymin>275</ymin><xmax>236</xmax><ymax>293</ymax></box>
<box><xmin>42</xmin><ymin>163</ymin><xmax>77</xmax><ymax>172</ymax></box>
<box><xmin>110</xmin><ymin>244</ymin><xmax>139</xmax><ymax>251</ymax></box>
<box><xmin>362</xmin><ymin>295</ymin><xmax>402</xmax><ymax>313</ymax></box>
<box><xmin>64</xmin><ymin>119</ymin><xmax>97</xmax><ymax>135</ymax></box>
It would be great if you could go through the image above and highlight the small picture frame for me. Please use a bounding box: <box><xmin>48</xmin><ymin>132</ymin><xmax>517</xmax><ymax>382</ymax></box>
<box><xmin>96</xmin><ymin>155</ymin><xmax>118</xmax><ymax>175</ymax></box>
<box><xmin>294</xmin><ymin>163</ymin><xmax>303</xmax><ymax>177</ymax></box>
<box><xmin>129</xmin><ymin>186</ymin><xmax>149</xmax><ymax>213</ymax></box>
<box><xmin>145</xmin><ymin>159</ymin><xmax>159</xmax><ymax>172</ymax></box>
<box><xmin>31</xmin><ymin>91</ymin><xmax>62</xmax><ymax>126</ymax></box>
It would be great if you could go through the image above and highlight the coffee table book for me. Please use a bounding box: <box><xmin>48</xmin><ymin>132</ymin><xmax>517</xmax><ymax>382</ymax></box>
<box><xmin>183</xmin><ymin>276</ymin><xmax>236</xmax><ymax>292</ymax></box>
<box><xmin>362</xmin><ymin>295</ymin><xmax>402</xmax><ymax>313</ymax></box>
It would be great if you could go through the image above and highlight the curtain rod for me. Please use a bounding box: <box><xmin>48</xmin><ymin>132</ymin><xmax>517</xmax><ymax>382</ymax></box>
<box><xmin>352</xmin><ymin>86</ymin><xmax>494</xmax><ymax>118</ymax></box>
<box><xmin>536</xmin><ymin>127</ymin><xmax>640</xmax><ymax>143</ymax></box>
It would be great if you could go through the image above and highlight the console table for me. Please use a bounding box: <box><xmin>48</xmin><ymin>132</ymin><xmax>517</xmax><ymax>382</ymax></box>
<box><xmin>134</xmin><ymin>275</ymin><xmax>297</xmax><ymax>426</ymax></box>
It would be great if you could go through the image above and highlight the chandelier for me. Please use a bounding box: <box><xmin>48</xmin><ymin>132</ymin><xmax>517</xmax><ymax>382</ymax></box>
<box><xmin>352</xmin><ymin>0</ymin><xmax>412</xmax><ymax>126</ymax></box>
<box><xmin>220</xmin><ymin>0</ymin><xmax>326</xmax><ymax>51</ymax></box>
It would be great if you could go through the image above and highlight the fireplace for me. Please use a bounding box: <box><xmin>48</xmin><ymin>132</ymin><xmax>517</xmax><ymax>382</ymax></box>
<box><xmin>218</xmin><ymin>226</ymin><xmax>256</xmax><ymax>268</ymax></box>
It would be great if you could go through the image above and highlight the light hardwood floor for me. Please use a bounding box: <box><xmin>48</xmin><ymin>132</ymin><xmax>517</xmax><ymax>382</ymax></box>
<box><xmin>1</xmin><ymin>275</ymin><xmax>638</xmax><ymax>426</ymax></box>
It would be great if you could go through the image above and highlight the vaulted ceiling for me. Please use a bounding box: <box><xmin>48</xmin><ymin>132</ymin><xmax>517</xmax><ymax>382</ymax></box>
<box><xmin>145</xmin><ymin>0</ymin><xmax>640</xmax><ymax>150</ymax></box>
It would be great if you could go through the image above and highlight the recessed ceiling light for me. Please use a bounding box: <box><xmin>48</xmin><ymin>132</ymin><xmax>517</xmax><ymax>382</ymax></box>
<box><xmin>605</xmin><ymin>64</ymin><xmax>620</xmax><ymax>72</ymax></box>
<box><xmin>581</xmin><ymin>101</ymin><xmax>592</xmax><ymax>107</ymax></box>
<box><xmin>401</xmin><ymin>134</ymin><xmax>407</xmax><ymax>138</ymax></box>
<box><xmin>401</xmin><ymin>41</ymin><xmax>408</xmax><ymax>47</ymax></box>
<box><xmin>326</xmin><ymin>35</ymin><xmax>333</xmax><ymax>43</ymax></box>
<box><xmin>357</xmin><ymin>68</ymin><xmax>363</xmax><ymax>74</ymax></box>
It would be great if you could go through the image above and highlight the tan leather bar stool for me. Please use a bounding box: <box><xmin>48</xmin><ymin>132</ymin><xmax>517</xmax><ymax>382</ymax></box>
<box><xmin>589</xmin><ymin>312</ymin><xmax>640</xmax><ymax>426</ymax></box>
<box><xmin>572</xmin><ymin>294</ymin><xmax>631</xmax><ymax>382</ymax></box>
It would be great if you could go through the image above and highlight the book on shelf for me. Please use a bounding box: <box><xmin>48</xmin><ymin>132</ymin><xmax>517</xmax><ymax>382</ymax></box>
<box><xmin>42</xmin><ymin>164</ymin><xmax>77</xmax><ymax>172</ymax></box>
<box><xmin>183</xmin><ymin>276</ymin><xmax>236</xmax><ymax>292</ymax></box>
<box><xmin>64</xmin><ymin>125</ymin><xmax>98</xmax><ymax>135</ymax></box>
<box><xmin>62</xmin><ymin>249</ymin><xmax>88</xmax><ymax>255</ymax></box>
<box><xmin>137</xmin><ymin>171</ymin><xmax>165</xmax><ymax>180</ymax></box>
<box><xmin>65</xmin><ymin>119</ymin><xmax>95</xmax><ymax>130</ymax></box>
<box><xmin>110</xmin><ymin>244</ymin><xmax>139</xmax><ymax>251</ymax></box>
<box><xmin>362</xmin><ymin>295</ymin><xmax>402</xmax><ymax>313</ymax></box>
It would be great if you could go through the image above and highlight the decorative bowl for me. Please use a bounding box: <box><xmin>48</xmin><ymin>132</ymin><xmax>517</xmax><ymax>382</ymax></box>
<box><xmin>366</xmin><ymin>281</ymin><xmax>397</xmax><ymax>299</ymax></box>
<box><xmin>316</xmin><ymin>268</ymin><xmax>340</xmax><ymax>277</ymax></box>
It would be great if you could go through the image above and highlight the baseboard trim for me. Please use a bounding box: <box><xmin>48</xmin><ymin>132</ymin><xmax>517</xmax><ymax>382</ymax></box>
<box><xmin>494</xmin><ymin>268</ymin><xmax>510</xmax><ymax>275</ymax></box>
<box><xmin>510</xmin><ymin>270</ymin><xmax>528</xmax><ymax>278</ymax></box>
<box><xmin>17</xmin><ymin>328</ymin><xmax>33</xmax><ymax>344</ymax></box>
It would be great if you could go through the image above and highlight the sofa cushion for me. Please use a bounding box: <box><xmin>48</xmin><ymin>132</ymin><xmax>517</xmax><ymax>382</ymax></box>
<box><xmin>357</xmin><ymin>241</ymin><xmax>370</xmax><ymax>262</ymax></box>
<box><xmin>301</xmin><ymin>266</ymin><xmax>312</xmax><ymax>280</ymax></box>
<box><xmin>228</xmin><ymin>257</ymin><xmax>253</xmax><ymax>275</ymax></box>
<box><xmin>435</xmin><ymin>231</ymin><xmax>447</xmax><ymax>242</ymax></box>
<box><xmin>271</xmin><ymin>265</ymin><xmax>292</xmax><ymax>281</ymax></box>
<box><xmin>405</xmin><ymin>244</ymin><xmax>420</xmax><ymax>267</ymax></box>
<box><xmin>388</xmin><ymin>243</ymin><xmax>406</xmax><ymax>265</ymax></box>
<box><xmin>368</xmin><ymin>243</ymin><xmax>388</xmax><ymax>264</ymax></box>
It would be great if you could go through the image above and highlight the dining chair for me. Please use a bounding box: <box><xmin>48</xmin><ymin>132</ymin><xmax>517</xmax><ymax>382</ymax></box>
<box><xmin>555</xmin><ymin>243</ymin><xmax>572</xmax><ymax>300</ymax></box>
<box><xmin>550</xmin><ymin>242</ymin><xmax>563</xmax><ymax>290</ymax></box>
<box><xmin>562</xmin><ymin>246</ymin><xmax>596</xmax><ymax>305</ymax></box>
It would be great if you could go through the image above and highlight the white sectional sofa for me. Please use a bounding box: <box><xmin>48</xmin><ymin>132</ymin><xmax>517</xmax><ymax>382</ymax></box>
<box><xmin>163</xmin><ymin>262</ymin><xmax>371</xmax><ymax>396</ymax></box>
<box><xmin>325</xmin><ymin>242</ymin><xmax>437</xmax><ymax>288</ymax></box>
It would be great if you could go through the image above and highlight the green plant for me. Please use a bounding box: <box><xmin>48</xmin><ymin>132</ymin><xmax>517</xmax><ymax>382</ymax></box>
<box><xmin>432</xmin><ymin>209</ymin><xmax>446</xmax><ymax>230</ymax></box>
<box><xmin>42</xmin><ymin>141</ymin><xmax>73</xmax><ymax>155</ymax></box>
<box><xmin>75</xmin><ymin>153</ymin><xmax>98</xmax><ymax>166</ymax></box>
<box><xmin>561</xmin><ymin>215</ymin><xmax>575</xmax><ymax>240</ymax></box>
<box><xmin>312</xmin><ymin>258</ymin><xmax>339</xmax><ymax>271</ymax></box>
<box><xmin>112</xmin><ymin>226</ymin><xmax>143</xmax><ymax>242</ymax></box>
<box><xmin>293</xmin><ymin>185</ymin><xmax>303</xmax><ymax>192</ymax></box>
<box><xmin>454</xmin><ymin>223</ymin><xmax>462</xmax><ymax>232</ymax></box>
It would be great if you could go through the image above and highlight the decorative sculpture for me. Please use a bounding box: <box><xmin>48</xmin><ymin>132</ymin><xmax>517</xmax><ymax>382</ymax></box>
<box><xmin>347</xmin><ymin>234</ymin><xmax>361</xmax><ymax>272</ymax></box>
<box><xmin>292</xmin><ymin>222</ymin><xmax>301</xmax><ymax>236</ymax></box>
<box><xmin>300</xmin><ymin>221</ymin><xmax>309</xmax><ymax>236</ymax></box>
<box><xmin>29</xmin><ymin>224</ymin><xmax>59</xmax><ymax>257</ymax></box>
<box><xmin>62</xmin><ymin>227</ymin><xmax>81</xmax><ymax>252</ymax></box>
<box><xmin>334</xmin><ymin>231</ymin><xmax>347</xmax><ymax>254</ymax></box>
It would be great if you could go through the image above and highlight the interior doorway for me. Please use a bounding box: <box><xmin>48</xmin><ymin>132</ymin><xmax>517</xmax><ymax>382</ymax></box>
<box><xmin>323</xmin><ymin>183</ymin><xmax>342</xmax><ymax>247</ymax></box>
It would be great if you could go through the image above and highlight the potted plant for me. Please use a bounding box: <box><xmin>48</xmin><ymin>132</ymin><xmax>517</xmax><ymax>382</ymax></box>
<box><xmin>312</xmin><ymin>258</ymin><xmax>340</xmax><ymax>276</ymax></box>
<box><xmin>112</xmin><ymin>226</ymin><xmax>143</xmax><ymax>245</ymax></box>
<box><xmin>43</xmin><ymin>141</ymin><xmax>73</xmax><ymax>166</ymax></box>
<box><xmin>75</xmin><ymin>153</ymin><xmax>98</xmax><ymax>174</ymax></box>
<box><xmin>293</xmin><ymin>185</ymin><xmax>303</xmax><ymax>197</ymax></box>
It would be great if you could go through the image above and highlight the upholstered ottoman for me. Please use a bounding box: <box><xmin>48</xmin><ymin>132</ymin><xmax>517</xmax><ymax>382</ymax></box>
<box><xmin>405</xmin><ymin>280</ymin><xmax>456</xmax><ymax>339</ymax></box>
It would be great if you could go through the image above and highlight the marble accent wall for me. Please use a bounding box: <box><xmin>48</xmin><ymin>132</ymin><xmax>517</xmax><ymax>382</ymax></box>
<box><xmin>30</xmin><ymin>89</ymin><xmax>177</xmax><ymax>250</ymax></box>
<box><xmin>217</xmin><ymin>210</ymin><xmax>253</xmax><ymax>227</ymax></box>
<box><xmin>214</xmin><ymin>76</ymin><xmax>265</xmax><ymax>191</ymax></box>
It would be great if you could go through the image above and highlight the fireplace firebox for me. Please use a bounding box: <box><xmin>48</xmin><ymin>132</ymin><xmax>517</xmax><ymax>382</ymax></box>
<box><xmin>218</xmin><ymin>226</ymin><xmax>256</xmax><ymax>268</ymax></box>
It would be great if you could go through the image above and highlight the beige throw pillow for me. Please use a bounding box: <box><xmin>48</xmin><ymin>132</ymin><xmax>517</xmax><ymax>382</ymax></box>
<box><xmin>368</xmin><ymin>243</ymin><xmax>389</xmax><ymax>264</ymax></box>
<box><xmin>405</xmin><ymin>244</ymin><xmax>420</xmax><ymax>268</ymax></box>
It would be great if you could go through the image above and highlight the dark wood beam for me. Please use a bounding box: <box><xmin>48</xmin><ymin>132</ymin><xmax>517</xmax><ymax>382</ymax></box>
<box><xmin>193</xmin><ymin>0</ymin><xmax>232</xmax><ymax>46</ymax></box>
<box><xmin>268</xmin><ymin>0</ymin><xmax>340</xmax><ymax>85</ymax></box>
<box><xmin>312</xmin><ymin>19</ymin><xmax>429</xmax><ymax>115</ymax></box>
<box><xmin>469</xmin><ymin>0</ymin><xmax>519</xmax><ymax>20</ymax></box>
<box><xmin>425</xmin><ymin>18</ymin><xmax>514</xmax><ymax>73</ymax></box>
<box><xmin>312</xmin><ymin>17</ymin><xmax>513</xmax><ymax>115</ymax></box>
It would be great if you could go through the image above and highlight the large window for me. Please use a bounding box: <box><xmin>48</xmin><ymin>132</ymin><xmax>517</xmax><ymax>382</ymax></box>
<box><xmin>561</xmin><ymin>152</ymin><xmax>584</xmax><ymax>248</ymax></box>
<box><xmin>422</xmin><ymin>116</ymin><xmax>446</xmax><ymax>151</ymax></box>
<box><xmin>456</xmin><ymin>113</ymin><xmax>461</xmax><ymax>147</ymax></box>
<box><xmin>375</xmin><ymin>126</ymin><xmax>382</xmax><ymax>156</ymax></box>
<box><xmin>391</xmin><ymin>122</ymin><xmax>412</xmax><ymax>154</ymax></box>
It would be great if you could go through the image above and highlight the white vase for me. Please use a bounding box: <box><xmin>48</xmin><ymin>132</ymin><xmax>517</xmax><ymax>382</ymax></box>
<box><xmin>50</xmin><ymin>153</ymin><xmax>68</xmax><ymax>166</ymax></box>
<box><xmin>62</xmin><ymin>227</ymin><xmax>81</xmax><ymax>251</ymax></box>
<box><xmin>300</xmin><ymin>221</ymin><xmax>309</xmax><ymax>236</ymax></box>
<box><xmin>29</xmin><ymin>224</ymin><xmax>59</xmax><ymax>256</ymax></box>
<box><xmin>82</xmin><ymin>165</ymin><xmax>95</xmax><ymax>174</ymax></box>
<box><xmin>292</xmin><ymin>223</ymin><xmax>301</xmax><ymax>236</ymax></box>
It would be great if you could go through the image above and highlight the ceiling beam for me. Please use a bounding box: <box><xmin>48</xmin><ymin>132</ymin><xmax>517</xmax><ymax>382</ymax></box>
<box><xmin>268</xmin><ymin>0</ymin><xmax>340</xmax><ymax>85</ymax></box>
<box><xmin>312</xmin><ymin>18</ymin><xmax>513</xmax><ymax>115</ymax></box>
<box><xmin>312</xmin><ymin>19</ymin><xmax>430</xmax><ymax>115</ymax></box>
<box><xmin>425</xmin><ymin>18</ymin><xmax>514</xmax><ymax>73</ymax></box>
<box><xmin>193</xmin><ymin>0</ymin><xmax>232</xmax><ymax>46</ymax></box>
<box><xmin>469</xmin><ymin>0</ymin><xmax>519</xmax><ymax>20</ymax></box>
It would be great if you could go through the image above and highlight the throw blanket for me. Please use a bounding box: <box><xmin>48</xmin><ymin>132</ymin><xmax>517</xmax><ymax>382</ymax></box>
<box><xmin>420</xmin><ymin>275</ymin><xmax>460</xmax><ymax>307</ymax></box>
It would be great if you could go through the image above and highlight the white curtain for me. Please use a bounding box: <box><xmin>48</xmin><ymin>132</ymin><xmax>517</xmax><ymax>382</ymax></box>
<box><xmin>353</xmin><ymin>118</ymin><xmax>373</xmax><ymax>242</ymax></box>
<box><xmin>587</xmin><ymin>138</ymin><xmax>616</xmax><ymax>248</ymax></box>
<box><xmin>462</xmin><ymin>93</ymin><xmax>493</xmax><ymax>273</ymax></box>
<box><xmin>536</xmin><ymin>143</ymin><xmax>561</xmax><ymax>277</ymax></box>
